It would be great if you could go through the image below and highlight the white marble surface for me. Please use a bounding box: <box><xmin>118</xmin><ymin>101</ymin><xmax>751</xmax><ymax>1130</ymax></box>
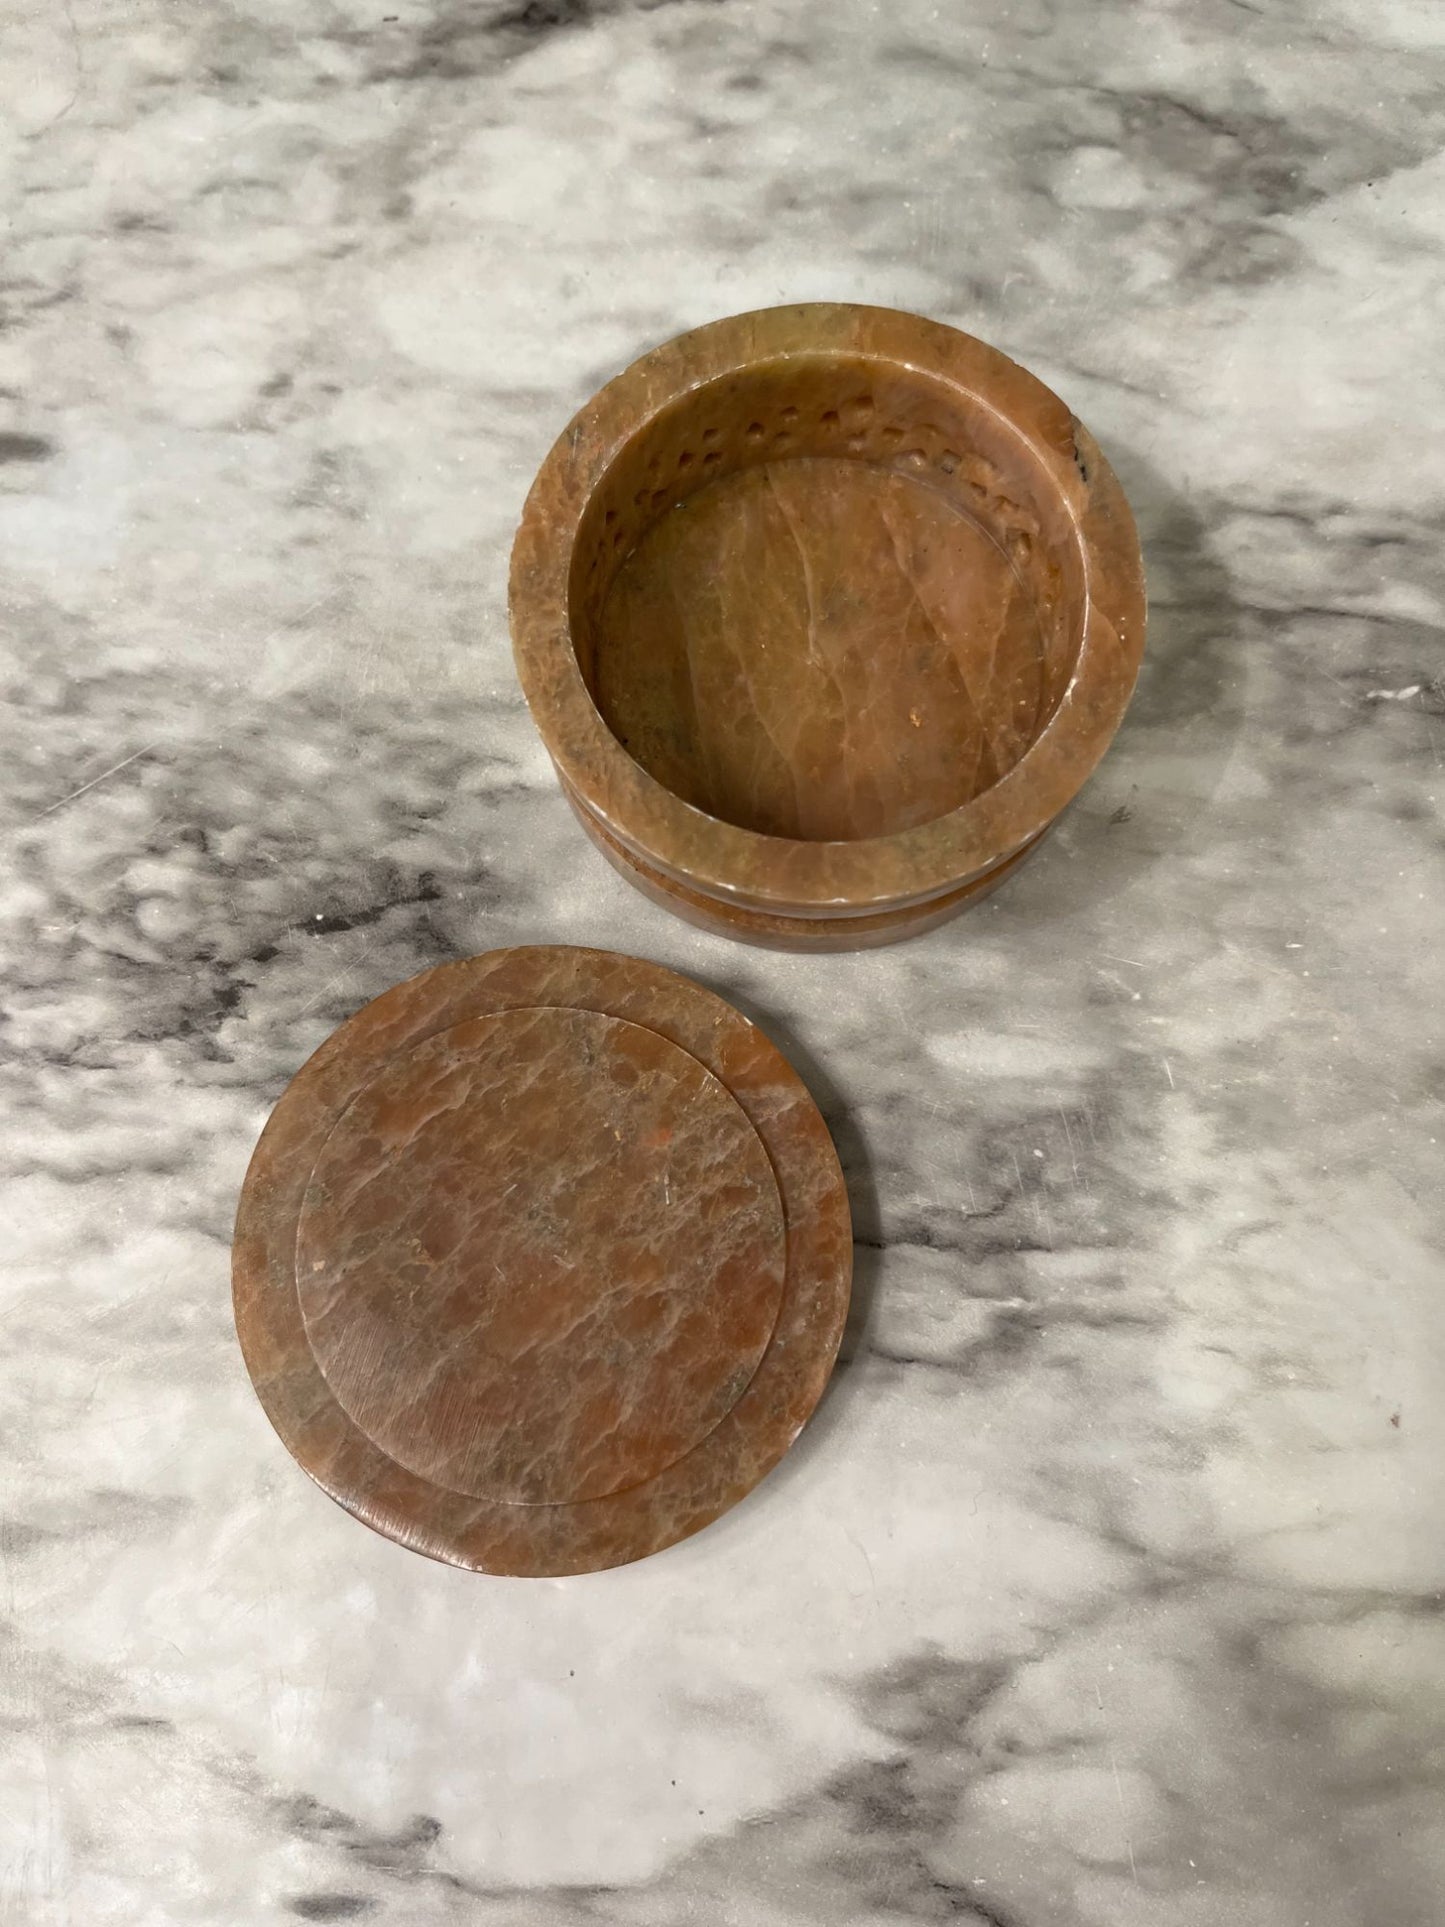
<box><xmin>3</xmin><ymin>0</ymin><xmax>1444</xmax><ymax>1921</ymax></box>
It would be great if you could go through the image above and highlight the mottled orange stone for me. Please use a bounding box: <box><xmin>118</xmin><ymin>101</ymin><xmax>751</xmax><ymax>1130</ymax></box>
<box><xmin>511</xmin><ymin>304</ymin><xmax>1146</xmax><ymax>948</ymax></box>
<box><xmin>232</xmin><ymin>948</ymin><xmax>851</xmax><ymax>1575</ymax></box>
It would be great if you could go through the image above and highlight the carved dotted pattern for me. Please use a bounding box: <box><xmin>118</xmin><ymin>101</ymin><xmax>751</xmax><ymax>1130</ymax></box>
<box><xmin>583</xmin><ymin>391</ymin><xmax>1049</xmax><ymax>590</ymax></box>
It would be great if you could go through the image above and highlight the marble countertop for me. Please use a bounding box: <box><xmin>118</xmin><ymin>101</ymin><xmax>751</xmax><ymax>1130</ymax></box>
<box><xmin>3</xmin><ymin>1</ymin><xmax>1443</xmax><ymax>1922</ymax></box>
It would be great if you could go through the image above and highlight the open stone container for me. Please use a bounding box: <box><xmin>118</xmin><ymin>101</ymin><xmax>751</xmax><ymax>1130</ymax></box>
<box><xmin>511</xmin><ymin>304</ymin><xmax>1146</xmax><ymax>949</ymax></box>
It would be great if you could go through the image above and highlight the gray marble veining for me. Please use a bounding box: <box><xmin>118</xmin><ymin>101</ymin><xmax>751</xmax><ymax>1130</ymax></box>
<box><xmin>2</xmin><ymin>1</ymin><xmax>1443</xmax><ymax>1922</ymax></box>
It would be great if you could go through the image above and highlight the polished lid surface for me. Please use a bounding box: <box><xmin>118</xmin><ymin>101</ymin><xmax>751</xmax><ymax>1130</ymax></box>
<box><xmin>233</xmin><ymin>947</ymin><xmax>852</xmax><ymax>1574</ymax></box>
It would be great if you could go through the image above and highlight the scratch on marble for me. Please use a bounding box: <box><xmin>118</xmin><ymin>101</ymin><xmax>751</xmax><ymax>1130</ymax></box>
<box><xmin>1009</xmin><ymin>1143</ymin><xmax>1052</xmax><ymax>1249</ymax></box>
<box><xmin>1110</xmin><ymin>1748</ymin><xmax>1140</xmax><ymax>1887</ymax></box>
<box><xmin>1312</xmin><ymin>661</ymin><xmax>1356</xmax><ymax>706</ymax></box>
<box><xmin>1095</xmin><ymin>967</ymin><xmax>1141</xmax><ymax>1003</ymax></box>
<box><xmin>296</xmin><ymin>939</ymin><xmax>380</xmax><ymax>1017</ymax></box>
<box><xmin>1058</xmin><ymin>1107</ymin><xmax>1081</xmax><ymax>1187</ymax></box>
<box><xmin>845</xmin><ymin>1526</ymin><xmax>877</xmax><ymax>1602</ymax></box>
<box><xmin>255</xmin><ymin>590</ymin><xmax>341</xmax><ymax>659</ymax></box>
<box><xmin>34</xmin><ymin>742</ymin><xmax>159</xmax><ymax>820</ymax></box>
<box><xmin>36</xmin><ymin>0</ymin><xmax>85</xmax><ymax>134</ymax></box>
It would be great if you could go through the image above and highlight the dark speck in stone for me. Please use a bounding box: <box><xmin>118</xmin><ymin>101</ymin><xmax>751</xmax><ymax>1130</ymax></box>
<box><xmin>282</xmin><ymin>1796</ymin><xmax>354</xmax><ymax>1839</ymax></box>
<box><xmin>0</xmin><ymin>1519</ymin><xmax>50</xmax><ymax>1555</ymax></box>
<box><xmin>281</xmin><ymin>1796</ymin><xmax>445</xmax><ymax>1875</ymax></box>
<box><xmin>306</xmin><ymin>872</ymin><xmax>443</xmax><ymax>937</ymax></box>
<box><xmin>0</xmin><ymin>432</ymin><xmax>55</xmax><ymax>464</ymax></box>
<box><xmin>492</xmin><ymin>0</ymin><xmax>607</xmax><ymax>32</ymax></box>
<box><xmin>287</xmin><ymin>1899</ymin><xmax>377</xmax><ymax>1922</ymax></box>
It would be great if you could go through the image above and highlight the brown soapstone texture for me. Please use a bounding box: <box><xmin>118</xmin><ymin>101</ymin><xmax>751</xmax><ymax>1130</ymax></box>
<box><xmin>565</xmin><ymin>785</ymin><xmax>1050</xmax><ymax>952</ymax></box>
<box><xmin>232</xmin><ymin>947</ymin><xmax>852</xmax><ymax>1576</ymax></box>
<box><xmin>510</xmin><ymin>303</ymin><xmax>1147</xmax><ymax>947</ymax></box>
